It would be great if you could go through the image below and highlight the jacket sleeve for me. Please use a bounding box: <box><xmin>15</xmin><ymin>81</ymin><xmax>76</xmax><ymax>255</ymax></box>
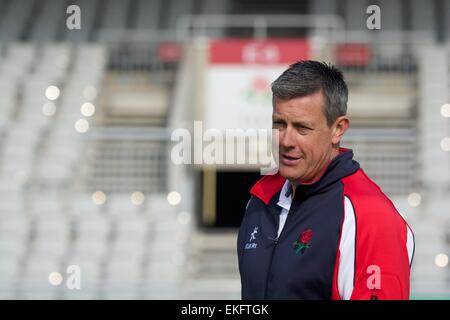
<box><xmin>335</xmin><ymin>195</ymin><xmax>414</xmax><ymax>300</ymax></box>
<box><xmin>350</xmin><ymin>196</ymin><xmax>413</xmax><ymax>300</ymax></box>
<box><xmin>237</xmin><ymin>198</ymin><xmax>252</xmax><ymax>274</ymax></box>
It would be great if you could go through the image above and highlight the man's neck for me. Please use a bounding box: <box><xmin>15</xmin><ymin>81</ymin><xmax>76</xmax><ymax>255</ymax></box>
<box><xmin>291</xmin><ymin>183</ymin><xmax>297</xmax><ymax>199</ymax></box>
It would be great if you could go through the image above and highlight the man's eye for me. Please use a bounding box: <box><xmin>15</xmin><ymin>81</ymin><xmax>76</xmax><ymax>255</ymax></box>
<box><xmin>297</xmin><ymin>128</ymin><xmax>310</xmax><ymax>135</ymax></box>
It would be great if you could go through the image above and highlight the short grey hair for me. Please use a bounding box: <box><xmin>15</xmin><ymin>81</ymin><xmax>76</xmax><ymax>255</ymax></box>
<box><xmin>271</xmin><ymin>60</ymin><xmax>348</xmax><ymax>127</ymax></box>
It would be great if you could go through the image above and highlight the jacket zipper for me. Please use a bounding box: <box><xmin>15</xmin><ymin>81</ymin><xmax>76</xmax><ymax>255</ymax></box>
<box><xmin>263</xmin><ymin>191</ymin><xmax>301</xmax><ymax>299</ymax></box>
<box><xmin>264</xmin><ymin>232</ymin><xmax>278</xmax><ymax>299</ymax></box>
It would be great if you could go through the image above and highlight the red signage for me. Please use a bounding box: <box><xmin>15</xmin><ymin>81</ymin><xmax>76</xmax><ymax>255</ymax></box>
<box><xmin>335</xmin><ymin>44</ymin><xmax>372</xmax><ymax>67</ymax></box>
<box><xmin>209</xmin><ymin>38</ymin><xmax>310</xmax><ymax>65</ymax></box>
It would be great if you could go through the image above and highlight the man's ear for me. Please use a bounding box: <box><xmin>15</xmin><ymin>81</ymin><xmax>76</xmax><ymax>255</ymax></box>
<box><xmin>331</xmin><ymin>116</ymin><xmax>349</xmax><ymax>145</ymax></box>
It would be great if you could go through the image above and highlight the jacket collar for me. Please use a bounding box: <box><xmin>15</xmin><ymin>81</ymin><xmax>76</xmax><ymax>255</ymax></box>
<box><xmin>277</xmin><ymin>179</ymin><xmax>292</xmax><ymax>211</ymax></box>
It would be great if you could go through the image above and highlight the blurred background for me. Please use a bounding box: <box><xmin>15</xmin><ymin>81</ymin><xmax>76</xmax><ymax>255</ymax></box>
<box><xmin>0</xmin><ymin>0</ymin><xmax>449</xmax><ymax>299</ymax></box>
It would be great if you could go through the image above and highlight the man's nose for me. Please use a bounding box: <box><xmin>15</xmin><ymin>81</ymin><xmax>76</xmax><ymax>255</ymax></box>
<box><xmin>279</xmin><ymin>127</ymin><xmax>296</xmax><ymax>149</ymax></box>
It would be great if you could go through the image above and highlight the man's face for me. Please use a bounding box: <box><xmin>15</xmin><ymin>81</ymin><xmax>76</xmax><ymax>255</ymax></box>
<box><xmin>272</xmin><ymin>91</ymin><xmax>340</xmax><ymax>183</ymax></box>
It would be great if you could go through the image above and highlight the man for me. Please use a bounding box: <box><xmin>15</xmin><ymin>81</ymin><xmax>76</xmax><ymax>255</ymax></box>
<box><xmin>237</xmin><ymin>61</ymin><xmax>414</xmax><ymax>300</ymax></box>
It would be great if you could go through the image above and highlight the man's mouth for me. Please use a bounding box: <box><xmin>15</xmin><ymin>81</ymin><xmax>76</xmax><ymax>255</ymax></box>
<box><xmin>280</xmin><ymin>153</ymin><xmax>302</xmax><ymax>166</ymax></box>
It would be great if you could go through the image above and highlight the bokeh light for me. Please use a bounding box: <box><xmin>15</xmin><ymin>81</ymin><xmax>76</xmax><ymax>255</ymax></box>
<box><xmin>81</xmin><ymin>102</ymin><xmax>95</xmax><ymax>117</ymax></box>
<box><xmin>45</xmin><ymin>85</ymin><xmax>60</xmax><ymax>100</ymax></box>
<box><xmin>440</xmin><ymin>104</ymin><xmax>450</xmax><ymax>118</ymax></box>
<box><xmin>92</xmin><ymin>191</ymin><xmax>106</xmax><ymax>205</ymax></box>
<box><xmin>75</xmin><ymin>119</ymin><xmax>89</xmax><ymax>133</ymax></box>
<box><xmin>130</xmin><ymin>191</ymin><xmax>145</xmax><ymax>205</ymax></box>
<box><xmin>48</xmin><ymin>272</ymin><xmax>63</xmax><ymax>286</ymax></box>
<box><xmin>167</xmin><ymin>191</ymin><xmax>181</xmax><ymax>206</ymax></box>
<box><xmin>440</xmin><ymin>137</ymin><xmax>450</xmax><ymax>151</ymax></box>
<box><xmin>407</xmin><ymin>193</ymin><xmax>422</xmax><ymax>207</ymax></box>
<box><xmin>435</xmin><ymin>254</ymin><xmax>449</xmax><ymax>268</ymax></box>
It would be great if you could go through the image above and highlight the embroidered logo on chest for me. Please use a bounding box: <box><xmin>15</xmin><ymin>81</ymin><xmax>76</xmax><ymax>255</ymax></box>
<box><xmin>293</xmin><ymin>228</ymin><xmax>313</xmax><ymax>254</ymax></box>
<box><xmin>245</xmin><ymin>226</ymin><xmax>258</xmax><ymax>250</ymax></box>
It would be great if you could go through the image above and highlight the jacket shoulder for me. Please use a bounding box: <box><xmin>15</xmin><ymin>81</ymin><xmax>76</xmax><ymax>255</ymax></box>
<box><xmin>342</xmin><ymin>169</ymin><xmax>406</xmax><ymax>229</ymax></box>
<box><xmin>249</xmin><ymin>173</ymin><xmax>285</xmax><ymax>205</ymax></box>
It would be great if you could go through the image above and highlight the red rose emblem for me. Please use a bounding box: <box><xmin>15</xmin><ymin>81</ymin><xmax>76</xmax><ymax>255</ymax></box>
<box><xmin>300</xmin><ymin>229</ymin><xmax>313</xmax><ymax>244</ymax></box>
<box><xmin>293</xmin><ymin>228</ymin><xmax>313</xmax><ymax>255</ymax></box>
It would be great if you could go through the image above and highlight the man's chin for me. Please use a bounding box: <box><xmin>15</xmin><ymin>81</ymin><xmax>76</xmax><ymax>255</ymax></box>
<box><xmin>278</xmin><ymin>166</ymin><xmax>304</xmax><ymax>182</ymax></box>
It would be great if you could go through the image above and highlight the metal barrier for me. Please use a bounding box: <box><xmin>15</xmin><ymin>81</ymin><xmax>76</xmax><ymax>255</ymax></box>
<box><xmin>176</xmin><ymin>14</ymin><xmax>346</xmax><ymax>39</ymax></box>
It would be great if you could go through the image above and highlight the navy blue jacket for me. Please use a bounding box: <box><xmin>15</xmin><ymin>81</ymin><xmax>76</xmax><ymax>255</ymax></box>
<box><xmin>237</xmin><ymin>149</ymin><xmax>414</xmax><ymax>300</ymax></box>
